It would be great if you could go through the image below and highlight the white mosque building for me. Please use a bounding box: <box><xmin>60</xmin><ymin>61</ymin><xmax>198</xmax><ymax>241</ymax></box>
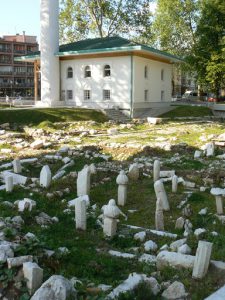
<box><xmin>17</xmin><ymin>0</ymin><xmax>182</xmax><ymax>117</ymax></box>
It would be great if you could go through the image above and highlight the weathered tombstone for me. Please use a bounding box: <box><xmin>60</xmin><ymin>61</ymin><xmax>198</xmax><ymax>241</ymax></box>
<box><xmin>103</xmin><ymin>218</ymin><xmax>117</xmax><ymax>237</ymax></box>
<box><xmin>182</xmin><ymin>204</ymin><xmax>192</xmax><ymax>217</ymax></box>
<box><xmin>12</xmin><ymin>159</ymin><xmax>22</xmax><ymax>174</ymax></box>
<box><xmin>75</xmin><ymin>197</ymin><xmax>86</xmax><ymax>230</ymax></box>
<box><xmin>154</xmin><ymin>180</ymin><xmax>170</xmax><ymax>211</ymax></box>
<box><xmin>77</xmin><ymin>166</ymin><xmax>91</xmax><ymax>196</ymax></box>
<box><xmin>192</xmin><ymin>241</ymin><xmax>213</xmax><ymax>279</ymax></box>
<box><xmin>194</xmin><ymin>150</ymin><xmax>202</xmax><ymax>159</ymax></box>
<box><xmin>155</xmin><ymin>197</ymin><xmax>164</xmax><ymax>231</ymax></box>
<box><xmin>5</xmin><ymin>175</ymin><xmax>13</xmax><ymax>192</ymax></box>
<box><xmin>103</xmin><ymin>199</ymin><xmax>126</xmax><ymax>237</ymax></box>
<box><xmin>175</xmin><ymin>217</ymin><xmax>185</xmax><ymax>229</ymax></box>
<box><xmin>40</xmin><ymin>165</ymin><xmax>51</xmax><ymax>188</ymax></box>
<box><xmin>215</xmin><ymin>196</ymin><xmax>223</xmax><ymax>215</ymax></box>
<box><xmin>206</xmin><ymin>142</ymin><xmax>215</xmax><ymax>157</ymax></box>
<box><xmin>128</xmin><ymin>163</ymin><xmax>139</xmax><ymax>181</ymax></box>
<box><xmin>172</xmin><ymin>175</ymin><xmax>178</xmax><ymax>193</ymax></box>
<box><xmin>23</xmin><ymin>262</ymin><xmax>43</xmax><ymax>295</ymax></box>
<box><xmin>184</xmin><ymin>219</ymin><xmax>193</xmax><ymax>237</ymax></box>
<box><xmin>153</xmin><ymin>160</ymin><xmax>160</xmax><ymax>182</ymax></box>
<box><xmin>116</xmin><ymin>170</ymin><xmax>128</xmax><ymax>206</ymax></box>
<box><xmin>89</xmin><ymin>163</ymin><xmax>96</xmax><ymax>174</ymax></box>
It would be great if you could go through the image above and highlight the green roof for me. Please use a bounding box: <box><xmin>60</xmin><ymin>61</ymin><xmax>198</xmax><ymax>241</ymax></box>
<box><xmin>15</xmin><ymin>36</ymin><xmax>183</xmax><ymax>63</ymax></box>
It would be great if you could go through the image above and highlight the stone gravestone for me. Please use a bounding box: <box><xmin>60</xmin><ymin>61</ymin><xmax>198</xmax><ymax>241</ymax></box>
<box><xmin>128</xmin><ymin>163</ymin><xmax>139</xmax><ymax>181</ymax></box>
<box><xmin>5</xmin><ymin>175</ymin><xmax>13</xmax><ymax>192</ymax></box>
<box><xmin>23</xmin><ymin>262</ymin><xmax>43</xmax><ymax>295</ymax></box>
<box><xmin>215</xmin><ymin>196</ymin><xmax>223</xmax><ymax>215</ymax></box>
<box><xmin>103</xmin><ymin>199</ymin><xmax>126</xmax><ymax>237</ymax></box>
<box><xmin>192</xmin><ymin>241</ymin><xmax>212</xmax><ymax>279</ymax></box>
<box><xmin>116</xmin><ymin>170</ymin><xmax>128</xmax><ymax>206</ymax></box>
<box><xmin>12</xmin><ymin>159</ymin><xmax>22</xmax><ymax>174</ymax></box>
<box><xmin>172</xmin><ymin>175</ymin><xmax>178</xmax><ymax>193</ymax></box>
<box><xmin>153</xmin><ymin>160</ymin><xmax>160</xmax><ymax>182</ymax></box>
<box><xmin>40</xmin><ymin>165</ymin><xmax>52</xmax><ymax>188</ymax></box>
<box><xmin>155</xmin><ymin>197</ymin><xmax>164</xmax><ymax>231</ymax></box>
<box><xmin>206</xmin><ymin>142</ymin><xmax>215</xmax><ymax>157</ymax></box>
<box><xmin>77</xmin><ymin>166</ymin><xmax>91</xmax><ymax>197</ymax></box>
<box><xmin>154</xmin><ymin>180</ymin><xmax>170</xmax><ymax>211</ymax></box>
<box><xmin>75</xmin><ymin>197</ymin><xmax>86</xmax><ymax>230</ymax></box>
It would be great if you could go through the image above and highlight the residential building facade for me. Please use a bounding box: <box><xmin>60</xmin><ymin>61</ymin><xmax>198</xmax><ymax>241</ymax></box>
<box><xmin>0</xmin><ymin>33</ymin><xmax>38</xmax><ymax>98</ymax></box>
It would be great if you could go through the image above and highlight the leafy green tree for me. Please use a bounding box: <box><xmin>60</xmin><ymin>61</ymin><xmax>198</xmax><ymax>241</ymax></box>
<box><xmin>59</xmin><ymin>0</ymin><xmax>153</xmax><ymax>44</ymax></box>
<box><xmin>191</xmin><ymin>0</ymin><xmax>225</xmax><ymax>94</ymax></box>
<box><xmin>152</xmin><ymin>0</ymin><xmax>199</xmax><ymax>56</ymax></box>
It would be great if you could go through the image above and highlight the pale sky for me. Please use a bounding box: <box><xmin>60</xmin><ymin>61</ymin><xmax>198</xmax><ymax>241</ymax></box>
<box><xmin>0</xmin><ymin>0</ymin><xmax>157</xmax><ymax>43</ymax></box>
<box><xmin>0</xmin><ymin>0</ymin><xmax>40</xmax><ymax>41</ymax></box>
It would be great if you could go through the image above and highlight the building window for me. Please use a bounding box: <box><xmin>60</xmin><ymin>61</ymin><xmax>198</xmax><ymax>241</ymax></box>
<box><xmin>144</xmin><ymin>66</ymin><xmax>148</xmax><ymax>78</ymax></box>
<box><xmin>161</xmin><ymin>69</ymin><xmax>164</xmax><ymax>81</ymax></box>
<box><xmin>67</xmin><ymin>90</ymin><xmax>73</xmax><ymax>100</ymax></box>
<box><xmin>144</xmin><ymin>90</ymin><xmax>149</xmax><ymax>101</ymax></box>
<box><xmin>84</xmin><ymin>66</ymin><xmax>91</xmax><ymax>78</ymax></box>
<box><xmin>161</xmin><ymin>90</ymin><xmax>165</xmax><ymax>101</ymax></box>
<box><xmin>67</xmin><ymin>67</ymin><xmax>73</xmax><ymax>78</ymax></box>
<box><xmin>104</xmin><ymin>65</ymin><xmax>111</xmax><ymax>77</ymax></box>
<box><xmin>84</xmin><ymin>90</ymin><xmax>91</xmax><ymax>101</ymax></box>
<box><xmin>103</xmin><ymin>89</ymin><xmax>111</xmax><ymax>100</ymax></box>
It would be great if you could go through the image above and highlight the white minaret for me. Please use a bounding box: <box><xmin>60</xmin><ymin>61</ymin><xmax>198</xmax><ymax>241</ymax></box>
<box><xmin>39</xmin><ymin>0</ymin><xmax>60</xmax><ymax>107</ymax></box>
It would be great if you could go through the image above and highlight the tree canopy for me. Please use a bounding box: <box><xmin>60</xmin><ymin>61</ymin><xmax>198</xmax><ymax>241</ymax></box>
<box><xmin>59</xmin><ymin>0</ymin><xmax>153</xmax><ymax>44</ymax></box>
<box><xmin>191</xmin><ymin>0</ymin><xmax>225</xmax><ymax>94</ymax></box>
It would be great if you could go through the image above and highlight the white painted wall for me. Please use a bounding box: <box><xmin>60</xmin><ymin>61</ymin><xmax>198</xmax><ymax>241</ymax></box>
<box><xmin>60</xmin><ymin>56</ymin><xmax>131</xmax><ymax>111</ymax></box>
<box><xmin>39</xmin><ymin>0</ymin><xmax>60</xmax><ymax>107</ymax></box>
<box><xmin>133</xmin><ymin>56</ymin><xmax>172</xmax><ymax>109</ymax></box>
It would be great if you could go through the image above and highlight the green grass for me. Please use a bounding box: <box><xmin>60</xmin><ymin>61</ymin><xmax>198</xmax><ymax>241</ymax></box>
<box><xmin>1</xmin><ymin>116</ymin><xmax>225</xmax><ymax>299</ymax></box>
<box><xmin>0</xmin><ymin>108</ymin><xmax>108</xmax><ymax>126</ymax></box>
<box><xmin>160</xmin><ymin>105</ymin><xmax>213</xmax><ymax>118</ymax></box>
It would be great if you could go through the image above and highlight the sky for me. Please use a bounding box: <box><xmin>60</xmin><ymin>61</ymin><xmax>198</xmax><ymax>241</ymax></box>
<box><xmin>0</xmin><ymin>0</ymin><xmax>157</xmax><ymax>43</ymax></box>
<box><xmin>0</xmin><ymin>0</ymin><xmax>40</xmax><ymax>41</ymax></box>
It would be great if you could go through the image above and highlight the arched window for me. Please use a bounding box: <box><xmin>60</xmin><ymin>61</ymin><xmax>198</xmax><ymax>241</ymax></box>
<box><xmin>67</xmin><ymin>67</ymin><xmax>73</xmax><ymax>78</ymax></box>
<box><xmin>84</xmin><ymin>66</ymin><xmax>91</xmax><ymax>78</ymax></box>
<box><xmin>104</xmin><ymin>65</ymin><xmax>111</xmax><ymax>77</ymax></box>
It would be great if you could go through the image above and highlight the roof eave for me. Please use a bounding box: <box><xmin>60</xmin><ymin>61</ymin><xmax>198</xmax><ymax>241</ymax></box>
<box><xmin>56</xmin><ymin>45</ymin><xmax>141</xmax><ymax>57</ymax></box>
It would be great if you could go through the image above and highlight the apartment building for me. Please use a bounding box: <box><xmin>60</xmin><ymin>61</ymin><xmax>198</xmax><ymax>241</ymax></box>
<box><xmin>0</xmin><ymin>32</ymin><xmax>39</xmax><ymax>98</ymax></box>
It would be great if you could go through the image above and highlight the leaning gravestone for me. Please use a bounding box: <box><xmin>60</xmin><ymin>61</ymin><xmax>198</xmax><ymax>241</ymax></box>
<box><xmin>153</xmin><ymin>160</ymin><xmax>160</xmax><ymax>182</ymax></box>
<box><xmin>128</xmin><ymin>163</ymin><xmax>139</xmax><ymax>181</ymax></box>
<box><xmin>77</xmin><ymin>166</ymin><xmax>91</xmax><ymax>196</ymax></box>
<box><xmin>40</xmin><ymin>165</ymin><xmax>52</xmax><ymax>188</ymax></box>
<box><xmin>192</xmin><ymin>241</ymin><xmax>212</xmax><ymax>279</ymax></box>
<box><xmin>154</xmin><ymin>180</ymin><xmax>170</xmax><ymax>211</ymax></box>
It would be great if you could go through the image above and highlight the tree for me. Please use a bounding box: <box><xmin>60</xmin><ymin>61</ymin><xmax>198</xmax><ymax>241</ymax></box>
<box><xmin>59</xmin><ymin>0</ymin><xmax>153</xmax><ymax>44</ymax></box>
<box><xmin>151</xmin><ymin>0</ymin><xmax>199</xmax><ymax>56</ymax></box>
<box><xmin>191</xmin><ymin>0</ymin><xmax>225</xmax><ymax>94</ymax></box>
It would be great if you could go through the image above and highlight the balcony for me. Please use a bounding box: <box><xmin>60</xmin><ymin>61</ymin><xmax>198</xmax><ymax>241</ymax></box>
<box><xmin>13</xmin><ymin>49</ymin><xmax>26</xmax><ymax>54</ymax></box>
<box><xmin>0</xmin><ymin>82</ymin><xmax>34</xmax><ymax>88</ymax></box>
<box><xmin>0</xmin><ymin>71</ymin><xmax>13</xmax><ymax>75</ymax></box>
<box><xmin>0</xmin><ymin>60</ymin><xmax>11</xmax><ymax>64</ymax></box>
<box><xmin>0</xmin><ymin>48</ymin><xmax>12</xmax><ymax>53</ymax></box>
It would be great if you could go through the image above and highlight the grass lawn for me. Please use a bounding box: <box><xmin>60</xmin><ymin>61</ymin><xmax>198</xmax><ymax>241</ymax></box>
<box><xmin>0</xmin><ymin>108</ymin><xmax>108</xmax><ymax>125</ymax></box>
<box><xmin>160</xmin><ymin>105</ymin><xmax>213</xmax><ymax>118</ymax></box>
